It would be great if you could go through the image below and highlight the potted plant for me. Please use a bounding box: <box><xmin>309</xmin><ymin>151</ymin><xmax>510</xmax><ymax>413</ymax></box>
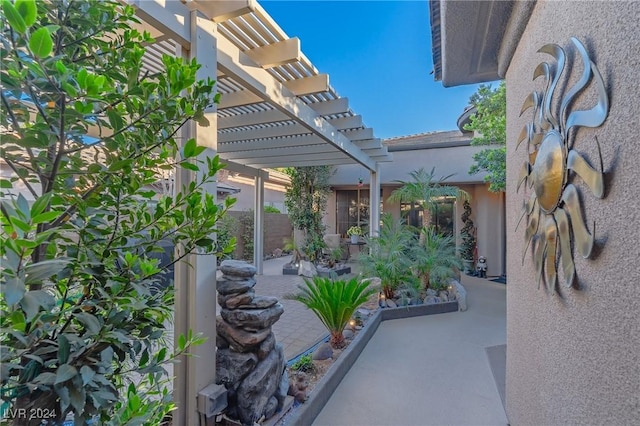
<box><xmin>460</xmin><ymin>200</ymin><xmax>476</xmax><ymax>274</ymax></box>
<box><xmin>347</xmin><ymin>226</ymin><xmax>363</xmax><ymax>243</ymax></box>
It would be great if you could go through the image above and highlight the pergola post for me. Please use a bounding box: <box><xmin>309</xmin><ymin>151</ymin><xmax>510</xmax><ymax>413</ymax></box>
<box><xmin>369</xmin><ymin>163</ymin><xmax>381</xmax><ymax>237</ymax></box>
<box><xmin>173</xmin><ymin>11</ymin><xmax>219</xmax><ymax>426</ymax></box>
<box><xmin>254</xmin><ymin>175</ymin><xmax>264</xmax><ymax>274</ymax></box>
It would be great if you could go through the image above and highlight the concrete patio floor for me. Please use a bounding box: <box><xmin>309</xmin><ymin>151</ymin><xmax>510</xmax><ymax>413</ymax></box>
<box><xmin>311</xmin><ymin>275</ymin><xmax>508</xmax><ymax>426</ymax></box>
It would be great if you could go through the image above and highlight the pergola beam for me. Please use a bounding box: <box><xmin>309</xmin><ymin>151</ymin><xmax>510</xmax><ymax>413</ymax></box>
<box><xmin>219</xmin><ymin>134</ymin><xmax>319</xmax><ymax>152</ymax></box>
<box><xmin>218</xmin><ymin>90</ymin><xmax>264</xmax><ymax>109</ymax></box>
<box><xmin>127</xmin><ymin>0</ymin><xmax>191</xmax><ymax>47</ymax></box>
<box><xmin>218</xmin><ymin>125</ymin><xmax>304</xmax><ymax>143</ymax></box>
<box><xmin>218</xmin><ymin>109</ymin><xmax>289</xmax><ymax>129</ymax></box>
<box><xmin>308</xmin><ymin>98</ymin><xmax>350</xmax><ymax>115</ymax></box>
<box><xmin>246</xmin><ymin>38</ymin><xmax>301</xmax><ymax>68</ymax></box>
<box><xmin>245</xmin><ymin>154</ymin><xmax>392</xmax><ymax>168</ymax></box>
<box><xmin>282</xmin><ymin>74</ymin><xmax>329</xmax><ymax>96</ymax></box>
<box><xmin>223</xmin><ymin>159</ymin><xmax>269</xmax><ymax>179</ymax></box>
<box><xmin>186</xmin><ymin>0</ymin><xmax>256</xmax><ymax>23</ymax></box>
<box><xmin>216</xmin><ymin>34</ymin><xmax>376</xmax><ymax>170</ymax></box>
<box><xmin>221</xmin><ymin>144</ymin><xmax>338</xmax><ymax>160</ymax></box>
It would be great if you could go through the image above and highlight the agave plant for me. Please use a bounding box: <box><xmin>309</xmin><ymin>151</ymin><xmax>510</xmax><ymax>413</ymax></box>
<box><xmin>286</xmin><ymin>277</ymin><xmax>376</xmax><ymax>348</ymax></box>
<box><xmin>414</xmin><ymin>226</ymin><xmax>463</xmax><ymax>289</ymax></box>
<box><xmin>358</xmin><ymin>213</ymin><xmax>417</xmax><ymax>299</ymax></box>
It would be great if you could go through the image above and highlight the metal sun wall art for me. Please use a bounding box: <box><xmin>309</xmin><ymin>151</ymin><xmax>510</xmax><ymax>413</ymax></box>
<box><xmin>516</xmin><ymin>37</ymin><xmax>609</xmax><ymax>292</ymax></box>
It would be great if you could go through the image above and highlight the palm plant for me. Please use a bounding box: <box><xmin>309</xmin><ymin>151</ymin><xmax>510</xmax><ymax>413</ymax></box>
<box><xmin>388</xmin><ymin>167</ymin><xmax>468</xmax><ymax>227</ymax></box>
<box><xmin>286</xmin><ymin>277</ymin><xmax>376</xmax><ymax>348</ymax></box>
<box><xmin>358</xmin><ymin>213</ymin><xmax>417</xmax><ymax>299</ymax></box>
<box><xmin>414</xmin><ymin>226</ymin><xmax>463</xmax><ymax>289</ymax></box>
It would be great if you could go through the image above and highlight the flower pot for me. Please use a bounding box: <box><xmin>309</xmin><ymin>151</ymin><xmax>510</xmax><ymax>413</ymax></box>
<box><xmin>350</xmin><ymin>235</ymin><xmax>359</xmax><ymax>244</ymax></box>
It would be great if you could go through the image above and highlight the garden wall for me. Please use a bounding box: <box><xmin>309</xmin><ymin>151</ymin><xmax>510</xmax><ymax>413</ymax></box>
<box><xmin>228</xmin><ymin>211</ymin><xmax>292</xmax><ymax>260</ymax></box>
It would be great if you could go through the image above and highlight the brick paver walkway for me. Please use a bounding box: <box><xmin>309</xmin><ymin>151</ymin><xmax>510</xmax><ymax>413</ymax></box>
<box><xmin>253</xmin><ymin>273</ymin><xmax>328</xmax><ymax>361</ymax></box>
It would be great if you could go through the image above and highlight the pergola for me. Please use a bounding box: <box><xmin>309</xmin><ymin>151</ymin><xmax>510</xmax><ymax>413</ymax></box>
<box><xmin>125</xmin><ymin>1</ymin><xmax>392</xmax><ymax>423</ymax></box>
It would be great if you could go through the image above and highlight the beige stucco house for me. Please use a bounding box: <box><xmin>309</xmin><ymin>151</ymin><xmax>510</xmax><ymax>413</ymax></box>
<box><xmin>326</xmin><ymin>118</ymin><xmax>507</xmax><ymax>277</ymax></box>
<box><xmin>431</xmin><ymin>0</ymin><xmax>639</xmax><ymax>424</ymax></box>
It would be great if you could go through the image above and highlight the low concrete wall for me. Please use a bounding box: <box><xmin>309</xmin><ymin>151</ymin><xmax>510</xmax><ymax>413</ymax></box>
<box><xmin>228</xmin><ymin>211</ymin><xmax>292</xmax><ymax>260</ymax></box>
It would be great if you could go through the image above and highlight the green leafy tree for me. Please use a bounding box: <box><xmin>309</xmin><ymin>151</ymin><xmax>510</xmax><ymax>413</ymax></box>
<box><xmin>0</xmin><ymin>0</ymin><xmax>233</xmax><ymax>423</ymax></box>
<box><xmin>465</xmin><ymin>81</ymin><xmax>506</xmax><ymax>192</ymax></box>
<box><xmin>286</xmin><ymin>276</ymin><xmax>376</xmax><ymax>348</ymax></box>
<box><xmin>387</xmin><ymin>168</ymin><xmax>467</xmax><ymax>227</ymax></box>
<box><xmin>284</xmin><ymin>166</ymin><xmax>332</xmax><ymax>262</ymax></box>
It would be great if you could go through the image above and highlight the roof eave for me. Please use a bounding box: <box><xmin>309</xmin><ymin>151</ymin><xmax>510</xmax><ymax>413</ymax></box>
<box><xmin>429</xmin><ymin>0</ymin><xmax>535</xmax><ymax>87</ymax></box>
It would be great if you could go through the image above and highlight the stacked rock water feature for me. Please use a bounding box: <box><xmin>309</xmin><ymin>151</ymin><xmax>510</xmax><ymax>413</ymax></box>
<box><xmin>215</xmin><ymin>260</ymin><xmax>288</xmax><ymax>425</ymax></box>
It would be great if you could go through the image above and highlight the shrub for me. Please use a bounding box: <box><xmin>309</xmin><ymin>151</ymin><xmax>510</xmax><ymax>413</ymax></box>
<box><xmin>0</xmin><ymin>1</ymin><xmax>229</xmax><ymax>422</ymax></box>
<box><xmin>414</xmin><ymin>226</ymin><xmax>463</xmax><ymax>289</ymax></box>
<box><xmin>264</xmin><ymin>205</ymin><xmax>281</xmax><ymax>214</ymax></box>
<box><xmin>290</xmin><ymin>354</ymin><xmax>314</xmax><ymax>373</ymax></box>
<box><xmin>358</xmin><ymin>214</ymin><xmax>417</xmax><ymax>299</ymax></box>
<box><xmin>286</xmin><ymin>277</ymin><xmax>376</xmax><ymax>349</ymax></box>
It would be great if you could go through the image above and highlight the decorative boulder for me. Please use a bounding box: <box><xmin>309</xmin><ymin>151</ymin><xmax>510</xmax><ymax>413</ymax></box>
<box><xmin>220</xmin><ymin>260</ymin><xmax>257</xmax><ymax>277</ymax></box>
<box><xmin>312</xmin><ymin>342</ymin><xmax>333</xmax><ymax>360</ymax></box>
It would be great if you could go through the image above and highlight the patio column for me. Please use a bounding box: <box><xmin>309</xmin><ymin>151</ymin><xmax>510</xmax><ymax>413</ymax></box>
<box><xmin>254</xmin><ymin>175</ymin><xmax>264</xmax><ymax>274</ymax></box>
<box><xmin>369</xmin><ymin>163</ymin><xmax>381</xmax><ymax>237</ymax></box>
<box><xmin>173</xmin><ymin>11</ymin><xmax>218</xmax><ymax>426</ymax></box>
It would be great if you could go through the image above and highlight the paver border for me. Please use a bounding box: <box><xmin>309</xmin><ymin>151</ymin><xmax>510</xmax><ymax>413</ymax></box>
<box><xmin>286</xmin><ymin>300</ymin><xmax>458</xmax><ymax>425</ymax></box>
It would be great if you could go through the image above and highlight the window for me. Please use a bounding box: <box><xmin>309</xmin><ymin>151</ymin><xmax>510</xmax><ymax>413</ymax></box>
<box><xmin>336</xmin><ymin>190</ymin><xmax>371</xmax><ymax>236</ymax></box>
<box><xmin>400</xmin><ymin>198</ymin><xmax>455</xmax><ymax>236</ymax></box>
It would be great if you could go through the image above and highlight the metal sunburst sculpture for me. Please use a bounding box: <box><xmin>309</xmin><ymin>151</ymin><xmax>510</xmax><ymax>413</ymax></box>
<box><xmin>516</xmin><ymin>37</ymin><xmax>609</xmax><ymax>291</ymax></box>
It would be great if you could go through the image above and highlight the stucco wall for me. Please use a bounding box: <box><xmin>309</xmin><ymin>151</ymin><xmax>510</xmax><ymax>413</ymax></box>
<box><xmin>505</xmin><ymin>2</ymin><xmax>640</xmax><ymax>424</ymax></box>
<box><xmin>225</xmin><ymin>179</ymin><xmax>287</xmax><ymax>213</ymax></box>
<box><xmin>329</xmin><ymin>144</ymin><xmax>489</xmax><ymax>186</ymax></box>
<box><xmin>227</xmin><ymin>211</ymin><xmax>292</xmax><ymax>260</ymax></box>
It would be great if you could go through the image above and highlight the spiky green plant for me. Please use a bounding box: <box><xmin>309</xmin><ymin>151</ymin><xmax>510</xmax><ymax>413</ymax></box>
<box><xmin>286</xmin><ymin>277</ymin><xmax>376</xmax><ymax>348</ymax></box>
<box><xmin>388</xmin><ymin>168</ymin><xmax>468</xmax><ymax>223</ymax></box>
<box><xmin>414</xmin><ymin>226</ymin><xmax>463</xmax><ymax>289</ymax></box>
<box><xmin>358</xmin><ymin>213</ymin><xmax>417</xmax><ymax>299</ymax></box>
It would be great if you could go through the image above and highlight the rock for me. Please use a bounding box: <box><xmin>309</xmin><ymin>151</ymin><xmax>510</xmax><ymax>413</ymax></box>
<box><xmin>439</xmin><ymin>291</ymin><xmax>449</xmax><ymax>302</ymax></box>
<box><xmin>217</xmin><ymin>278</ymin><xmax>256</xmax><ymax>296</ymax></box>
<box><xmin>397</xmin><ymin>297</ymin><xmax>409</xmax><ymax>307</ymax></box>
<box><xmin>215</xmin><ymin>349</ymin><xmax>258</xmax><ymax>386</ymax></box>
<box><xmin>236</xmin><ymin>344</ymin><xmax>284</xmax><ymax>425</ymax></box>
<box><xmin>386</xmin><ymin>299</ymin><xmax>397</xmax><ymax>308</ymax></box>
<box><xmin>263</xmin><ymin>396</ymin><xmax>278</xmax><ymax>419</ymax></box>
<box><xmin>236</xmin><ymin>295</ymin><xmax>278</xmax><ymax>310</ymax></box>
<box><xmin>411</xmin><ymin>297</ymin><xmax>422</xmax><ymax>305</ymax></box>
<box><xmin>221</xmin><ymin>303</ymin><xmax>284</xmax><ymax>331</ymax></box>
<box><xmin>217</xmin><ymin>317</ymin><xmax>271</xmax><ymax>352</ymax></box>
<box><xmin>298</xmin><ymin>260</ymin><xmax>317</xmax><ymax>278</ymax></box>
<box><xmin>453</xmin><ymin>280</ymin><xmax>467</xmax><ymax>311</ymax></box>
<box><xmin>216</xmin><ymin>333</ymin><xmax>230</xmax><ymax>349</ymax></box>
<box><xmin>275</xmin><ymin>370</ymin><xmax>289</xmax><ymax>410</ymax></box>
<box><xmin>257</xmin><ymin>332</ymin><xmax>276</xmax><ymax>360</ymax></box>
<box><xmin>220</xmin><ymin>260</ymin><xmax>256</xmax><ymax>277</ymax></box>
<box><xmin>219</xmin><ymin>291</ymin><xmax>254</xmax><ymax>309</ymax></box>
<box><xmin>294</xmin><ymin>391</ymin><xmax>307</xmax><ymax>403</ymax></box>
<box><xmin>356</xmin><ymin>308</ymin><xmax>371</xmax><ymax>317</ymax></box>
<box><xmin>343</xmin><ymin>329</ymin><xmax>354</xmax><ymax>339</ymax></box>
<box><xmin>426</xmin><ymin>288</ymin><xmax>437</xmax><ymax>297</ymax></box>
<box><xmin>424</xmin><ymin>296</ymin><xmax>438</xmax><ymax>305</ymax></box>
<box><xmin>312</xmin><ymin>342</ymin><xmax>333</xmax><ymax>360</ymax></box>
<box><xmin>273</xmin><ymin>248</ymin><xmax>282</xmax><ymax>257</ymax></box>
<box><xmin>434</xmin><ymin>296</ymin><xmax>441</xmax><ymax>303</ymax></box>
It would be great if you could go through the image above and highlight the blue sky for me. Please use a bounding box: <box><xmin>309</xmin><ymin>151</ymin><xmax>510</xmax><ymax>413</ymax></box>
<box><xmin>261</xmin><ymin>0</ymin><xmax>483</xmax><ymax>139</ymax></box>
